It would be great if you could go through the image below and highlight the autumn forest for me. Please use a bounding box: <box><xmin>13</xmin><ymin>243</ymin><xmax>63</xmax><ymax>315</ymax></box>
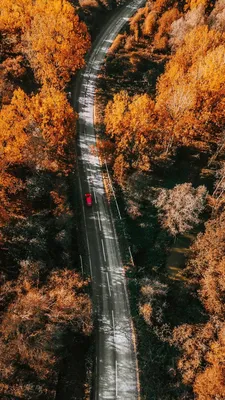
<box><xmin>1</xmin><ymin>0</ymin><xmax>225</xmax><ymax>399</ymax></box>
<box><xmin>0</xmin><ymin>0</ymin><xmax>92</xmax><ymax>398</ymax></box>
<box><xmin>98</xmin><ymin>0</ymin><xmax>225</xmax><ymax>399</ymax></box>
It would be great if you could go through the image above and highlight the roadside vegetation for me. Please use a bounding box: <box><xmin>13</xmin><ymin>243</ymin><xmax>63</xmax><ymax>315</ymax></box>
<box><xmin>1</xmin><ymin>0</ymin><xmax>132</xmax><ymax>397</ymax></box>
<box><xmin>0</xmin><ymin>0</ymin><xmax>93</xmax><ymax>398</ymax></box>
<box><xmin>96</xmin><ymin>0</ymin><xmax>225</xmax><ymax>398</ymax></box>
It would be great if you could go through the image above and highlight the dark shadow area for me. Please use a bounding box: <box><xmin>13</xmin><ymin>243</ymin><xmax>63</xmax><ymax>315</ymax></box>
<box><xmin>56</xmin><ymin>333</ymin><xmax>92</xmax><ymax>400</ymax></box>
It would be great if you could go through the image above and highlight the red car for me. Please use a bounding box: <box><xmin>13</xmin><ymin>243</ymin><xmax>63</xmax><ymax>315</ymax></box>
<box><xmin>85</xmin><ymin>193</ymin><xmax>92</xmax><ymax>207</ymax></box>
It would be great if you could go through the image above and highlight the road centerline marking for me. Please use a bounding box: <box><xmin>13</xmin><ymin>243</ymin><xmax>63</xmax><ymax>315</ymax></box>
<box><xmin>106</xmin><ymin>271</ymin><xmax>111</xmax><ymax>297</ymax></box>
<box><xmin>94</xmin><ymin>190</ymin><xmax>97</xmax><ymax>203</ymax></box>
<box><xmin>101</xmin><ymin>238</ymin><xmax>106</xmax><ymax>262</ymax></box>
<box><xmin>112</xmin><ymin>309</ymin><xmax>115</xmax><ymax>336</ymax></box>
<box><xmin>97</xmin><ymin>210</ymin><xmax>101</xmax><ymax>231</ymax></box>
<box><xmin>116</xmin><ymin>360</ymin><xmax>118</xmax><ymax>398</ymax></box>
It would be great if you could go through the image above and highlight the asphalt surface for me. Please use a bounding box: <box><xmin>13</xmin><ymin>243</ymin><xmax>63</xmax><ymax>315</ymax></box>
<box><xmin>75</xmin><ymin>1</ymin><xmax>145</xmax><ymax>398</ymax></box>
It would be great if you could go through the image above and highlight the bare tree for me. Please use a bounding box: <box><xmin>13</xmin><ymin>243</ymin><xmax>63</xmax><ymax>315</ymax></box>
<box><xmin>139</xmin><ymin>278</ymin><xmax>168</xmax><ymax>326</ymax></box>
<box><xmin>153</xmin><ymin>183</ymin><xmax>207</xmax><ymax>236</ymax></box>
<box><xmin>209</xmin><ymin>0</ymin><xmax>225</xmax><ymax>31</ymax></box>
<box><xmin>169</xmin><ymin>5</ymin><xmax>206</xmax><ymax>50</ymax></box>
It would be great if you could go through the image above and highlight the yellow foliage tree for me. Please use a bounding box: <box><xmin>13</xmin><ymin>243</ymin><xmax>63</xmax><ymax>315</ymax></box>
<box><xmin>31</xmin><ymin>87</ymin><xmax>77</xmax><ymax>172</ymax></box>
<box><xmin>0</xmin><ymin>0</ymin><xmax>90</xmax><ymax>89</ymax></box>
<box><xmin>105</xmin><ymin>91</ymin><xmax>156</xmax><ymax>184</ymax></box>
<box><xmin>193</xmin><ymin>324</ymin><xmax>225</xmax><ymax>400</ymax></box>
<box><xmin>1</xmin><ymin>87</ymin><xmax>77</xmax><ymax>172</ymax></box>
<box><xmin>194</xmin><ymin>362</ymin><xmax>225</xmax><ymax>400</ymax></box>
<box><xmin>153</xmin><ymin>7</ymin><xmax>180</xmax><ymax>50</ymax></box>
<box><xmin>156</xmin><ymin>26</ymin><xmax>225</xmax><ymax>149</ymax></box>
<box><xmin>185</xmin><ymin>0</ymin><xmax>210</xmax><ymax>11</ymax></box>
<box><xmin>0</xmin><ymin>89</ymin><xmax>30</xmax><ymax>165</ymax></box>
<box><xmin>23</xmin><ymin>0</ymin><xmax>90</xmax><ymax>88</ymax></box>
<box><xmin>0</xmin><ymin>0</ymin><xmax>32</xmax><ymax>32</ymax></box>
<box><xmin>0</xmin><ymin>89</ymin><xmax>34</xmax><ymax>225</ymax></box>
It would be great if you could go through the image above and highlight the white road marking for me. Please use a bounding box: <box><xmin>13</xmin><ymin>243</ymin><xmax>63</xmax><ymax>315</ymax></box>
<box><xmin>88</xmin><ymin>255</ymin><xmax>93</xmax><ymax>276</ymax></box>
<box><xmin>112</xmin><ymin>310</ymin><xmax>115</xmax><ymax>338</ymax></box>
<box><xmin>94</xmin><ymin>190</ymin><xmax>97</xmax><ymax>203</ymax></box>
<box><xmin>80</xmin><ymin>254</ymin><xmax>84</xmax><ymax>276</ymax></box>
<box><xmin>116</xmin><ymin>360</ymin><xmax>118</xmax><ymax>398</ymax></box>
<box><xmin>97</xmin><ymin>211</ymin><xmax>102</xmax><ymax>231</ymax></box>
<box><xmin>101</xmin><ymin>238</ymin><xmax>106</xmax><ymax>262</ymax></box>
<box><xmin>106</xmin><ymin>272</ymin><xmax>111</xmax><ymax>297</ymax></box>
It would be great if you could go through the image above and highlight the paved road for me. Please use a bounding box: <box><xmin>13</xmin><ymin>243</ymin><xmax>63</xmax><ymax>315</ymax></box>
<box><xmin>75</xmin><ymin>1</ymin><xmax>145</xmax><ymax>398</ymax></box>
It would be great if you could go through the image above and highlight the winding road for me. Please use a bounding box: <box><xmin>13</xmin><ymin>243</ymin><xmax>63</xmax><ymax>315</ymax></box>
<box><xmin>75</xmin><ymin>1</ymin><xmax>145</xmax><ymax>398</ymax></box>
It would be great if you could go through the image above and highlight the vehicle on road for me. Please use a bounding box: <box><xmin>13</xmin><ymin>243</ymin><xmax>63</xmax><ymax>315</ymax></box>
<box><xmin>85</xmin><ymin>193</ymin><xmax>93</xmax><ymax>206</ymax></box>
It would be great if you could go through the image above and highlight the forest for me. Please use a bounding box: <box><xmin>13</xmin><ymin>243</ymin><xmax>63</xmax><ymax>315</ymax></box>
<box><xmin>0</xmin><ymin>0</ymin><xmax>94</xmax><ymax>398</ymax></box>
<box><xmin>1</xmin><ymin>0</ymin><xmax>225</xmax><ymax>398</ymax></box>
<box><xmin>0</xmin><ymin>0</ymin><xmax>132</xmax><ymax>396</ymax></box>
<box><xmin>95</xmin><ymin>0</ymin><xmax>225</xmax><ymax>398</ymax></box>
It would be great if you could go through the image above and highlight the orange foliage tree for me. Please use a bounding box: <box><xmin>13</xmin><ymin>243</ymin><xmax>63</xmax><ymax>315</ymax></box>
<box><xmin>0</xmin><ymin>89</ymin><xmax>32</xmax><ymax>224</ymax></box>
<box><xmin>172</xmin><ymin>321</ymin><xmax>223</xmax><ymax>385</ymax></box>
<box><xmin>23</xmin><ymin>0</ymin><xmax>90</xmax><ymax>88</ymax></box>
<box><xmin>0</xmin><ymin>89</ymin><xmax>31</xmax><ymax>165</ymax></box>
<box><xmin>142</xmin><ymin>10</ymin><xmax>158</xmax><ymax>36</ymax></box>
<box><xmin>156</xmin><ymin>26</ymin><xmax>225</xmax><ymax>150</ymax></box>
<box><xmin>187</xmin><ymin>211</ymin><xmax>225</xmax><ymax>317</ymax></box>
<box><xmin>153</xmin><ymin>7</ymin><xmax>180</xmax><ymax>50</ymax></box>
<box><xmin>0</xmin><ymin>88</ymin><xmax>77</xmax><ymax>172</ymax></box>
<box><xmin>0</xmin><ymin>0</ymin><xmax>32</xmax><ymax>32</ymax></box>
<box><xmin>104</xmin><ymin>24</ymin><xmax>225</xmax><ymax>172</ymax></box>
<box><xmin>172</xmin><ymin>210</ymin><xmax>225</xmax><ymax>396</ymax></box>
<box><xmin>185</xmin><ymin>0</ymin><xmax>211</xmax><ymax>11</ymax></box>
<box><xmin>30</xmin><ymin>87</ymin><xmax>77</xmax><ymax>172</ymax></box>
<box><xmin>105</xmin><ymin>91</ymin><xmax>156</xmax><ymax>185</ymax></box>
<box><xmin>194</xmin><ymin>337</ymin><xmax>225</xmax><ymax>400</ymax></box>
<box><xmin>0</xmin><ymin>87</ymin><xmax>76</xmax><ymax>224</ymax></box>
<box><xmin>0</xmin><ymin>0</ymin><xmax>90</xmax><ymax>89</ymax></box>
